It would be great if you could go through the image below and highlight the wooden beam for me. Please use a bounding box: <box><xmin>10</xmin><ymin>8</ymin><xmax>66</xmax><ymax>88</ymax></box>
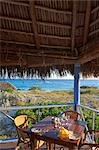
<box><xmin>0</xmin><ymin>16</ymin><xmax>32</xmax><ymax>24</ymax></box>
<box><xmin>0</xmin><ymin>0</ymin><xmax>29</xmax><ymax>7</ymax></box>
<box><xmin>0</xmin><ymin>16</ymin><xmax>71</xmax><ymax>29</ymax></box>
<box><xmin>0</xmin><ymin>39</ymin><xmax>35</xmax><ymax>47</ymax></box>
<box><xmin>83</xmin><ymin>1</ymin><xmax>91</xmax><ymax>45</ymax></box>
<box><xmin>41</xmin><ymin>45</ymin><xmax>70</xmax><ymax>50</ymax></box>
<box><xmin>1</xmin><ymin>58</ymin><xmax>76</xmax><ymax>67</ymax></box>
<box><xmin>37</xmin><ymin>21</ymin><xmax>71</xmax><ymax>29</ymax></box>
<box><xmin>1</xmin><ymin>54</ymin><xmax>76</xmax><ymax>66</ymax></box>
<box><xmin>88</xmin><ymin>29</ymin><xmax>99</xmax><ymax>36</ymax></box>
<box><xmin>1</xmin><ymin>49</ymin><xmax>77</xmax><ymax>60</ymax></box>
<box><xmin>35</xmin><ymin>5</ymin><xmax>72</xmax><ymax>15</ymax></box>
<box><xmin>91</xmin><ymin>6</ymin><xmax>99</xmax><ymax>14</ymax></box>
<box><xmin>78</xmin><ymin>40</ymin><xmax>99</xmax><ymax>64</ymax></box>
<box><xmin>90</xmin><ymin>18</ymin><xmax>99</xmax><ymax>27</ymax></box>
<box><xmin>0</xmin><ymin>29</ymin><xmax>33</xmax><ymax>36</ymax></box>
<box><xmin>40</xmin><ymin>34</ymin><xmax>71</xmax><ymax>40</ymax></box>
<box><xmin>71</xmin><ymin>1</ymin><xmax>77</xmax><ymax>51</ymax></box>
<box><xmin>29</xmin><ymin>1</ymin><xmax>40</xmax><ymax>49</ymax></box>
<box><xmin>0</xmin><ymin>28</ymin><xmax>71</xmax><ymax>40</ymax></box>
<box><xmin>0</xmin><ymin>39</ymin><xmax>70</xmax><ymax>53</ymax></box>
<box><xmin>0</xmin><ymin>39</ymin><xmax>70</xmax><ymax>50</ymax></box>
<box><xmin>1</xmin><ymin>41</ymin><xmax>76</xmax><ymax>59</ymax></box>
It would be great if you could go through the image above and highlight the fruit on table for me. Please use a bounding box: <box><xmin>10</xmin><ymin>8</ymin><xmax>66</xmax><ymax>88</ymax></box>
<box><xmin>59</xmin><ymin>127</ymin><xmax>69</xmax><ymax>138</ymax></box>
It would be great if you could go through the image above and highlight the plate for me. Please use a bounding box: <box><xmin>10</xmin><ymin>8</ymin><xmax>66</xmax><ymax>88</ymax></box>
<box><xmin>31</xmin><ymin>128</ymin><xmax>41</xmax><ymax>133</ymax></box>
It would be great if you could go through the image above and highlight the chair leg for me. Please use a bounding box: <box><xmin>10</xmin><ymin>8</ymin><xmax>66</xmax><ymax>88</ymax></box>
<box><xmin>15</xmin><ymin>140</ymin><xmax>20</xmax><ymax>150</ymax></box>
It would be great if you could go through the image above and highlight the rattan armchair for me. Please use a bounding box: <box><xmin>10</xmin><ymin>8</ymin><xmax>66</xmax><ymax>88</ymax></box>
<box><xmin>14</xmin><ymin>115</ymin><xmax>44</xmax><ymax>150</ymax></box>
<box><xmin>79</xmin><ymin>130</ymin><xmax>99</xmax><ymax>150</ymax></box>
<box><xmin>14</xmin><ymin>115</ymin><xmax>35</xmax><ymax>149</ymax></box>
<box><xmin>61</xmin><ymin>110</ymin><xmax>81</xmax><ymax>121</ymax></box>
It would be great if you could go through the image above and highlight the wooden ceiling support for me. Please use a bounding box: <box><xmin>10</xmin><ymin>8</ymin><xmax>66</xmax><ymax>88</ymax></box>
<box><xmin>0</xmin><ymin>0</ymin><xmax>29</xmax><ymax>7</ymax></box>
<box><xmin>1</xmin><ymin>59</ymin><xmax>75</xmax><ymax>67</ymax></box>
<box><xmin>90</xmin><ymin>18</ymin><xmax>99</xmax><ymax>27</ymax></box>
<box><xmin>83</xmin><ymin>1</ymin><xmax>91</xmax><ymax>45</ymax></box>
<box><xmin>0</xmin><ymin>29</ymin><xmax>33</xmax><ymax>35</ymax></box>
<box><xmin>1</xmin><ymin>41</ymin><xmax>76</xmax><ymax>60</ymax></box>
<box><xmin>89</xmin><ymin>29</ymin><xmax>99</xmax><ymax>37</ymax></box>
<box><xmin>37</xmin><ymin>21</ymin><xmax>71</xmax><ymax>29</ymax></box>
<box><xmin>71</xmin><ymin>1</ymin><xmax>77</xmax><ymax>51</ymax></box>
<box><xmin>0</xmin><ymin>39</ymin><xmax>70</xmax><ymax>50</ymax></box>
<box><xmin>29</xmin><ymin>1</ymin><xmax>40</xmax><ymax>49</ymax></box>
<box><xmin>0</xmin><ymin>29</ymin><xmax>71</xmax><ymax>40</ymax></box>
<box><xmin>40</xmin><ymin>34</ymin><xmax>71</xmax><ymax>40</ymax></box>
<box><xmin>91</xmin><ymin>6</ymin><xmax>99</xmax><ymax>14</ymax></box>
<box><xmin>0</xmin><ymin>16</ymin><xmax>32</xmax><ymax>24</ymax></box>
<box><xmin>35</xmin><ymin>5</ymin><xmax>72</xmax><ymax>15</ymax></box>
<box><xmin>78</xmin><ymin>49</ymin><xmax>99</xmax><ymax>64</ymax></box>
<box><xmin>1</xmin><ymin>50</ymin><xmax>77</xmax><ymax>60</ymax></box>
<box><xmin>78</xmin><ymin>40</ymin><xmax>99</xmax><ymax>64</ymax></box>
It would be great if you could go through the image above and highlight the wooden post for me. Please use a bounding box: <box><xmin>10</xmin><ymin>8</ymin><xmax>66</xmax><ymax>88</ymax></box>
<box><xmin>74</xmin><ymin>64</ymin><xmax>80</xmax><ymax>111</ymax></box>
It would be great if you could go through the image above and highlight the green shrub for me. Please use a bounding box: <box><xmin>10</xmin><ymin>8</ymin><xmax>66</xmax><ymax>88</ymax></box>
<box><xmin>4</xmin><ymin>88</ymin><xmax>14</xmax><ymax>93</ymax></box>
<box><xmin>29</xmin><ymin>86</ymin><xmax>42</xmax><ymax>91</ymax></box>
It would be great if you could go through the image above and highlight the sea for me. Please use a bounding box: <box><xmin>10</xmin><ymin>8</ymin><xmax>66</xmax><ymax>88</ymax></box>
<box><xmin>0</xmin><ymin>79</ymin><xmax>99</xmax><ymax>91</ymax></box>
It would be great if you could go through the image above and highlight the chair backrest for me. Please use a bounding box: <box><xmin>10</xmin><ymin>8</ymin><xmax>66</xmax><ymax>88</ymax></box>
<box><xmin>14</xmin><ymin>115</ymin><xmax>28</xmax><ymax>128</ymax></box>
<box><xmin>64</xmin><ymin>110</ymin><xmax>81</xmax><ymax>121</ymax></box>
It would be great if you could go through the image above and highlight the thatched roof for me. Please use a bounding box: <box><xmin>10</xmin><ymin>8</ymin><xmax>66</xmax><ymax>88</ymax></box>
<box><xmin>0</xmin><ymin>0</ymin><xmax>99</xmax><ymax>78</ymax></box>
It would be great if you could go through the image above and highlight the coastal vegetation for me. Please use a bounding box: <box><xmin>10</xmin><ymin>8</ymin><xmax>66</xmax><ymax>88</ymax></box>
<box><xmin>0</xmin><ymin>84</ymin><xmax>99</xmax><ymax>139</ymax></box>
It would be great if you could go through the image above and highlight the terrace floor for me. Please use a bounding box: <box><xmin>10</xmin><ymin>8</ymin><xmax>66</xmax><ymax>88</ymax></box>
<box><xmin>0</xmin><ymin>140</ymin><xmax>90</xmax><ymax>150</ymax></box>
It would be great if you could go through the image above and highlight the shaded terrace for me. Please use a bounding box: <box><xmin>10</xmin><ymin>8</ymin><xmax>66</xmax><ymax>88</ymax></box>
<box><xmin>0</xmin><ymin>0</ymin><xmax>99</xmax><ymax>149</ymax></box>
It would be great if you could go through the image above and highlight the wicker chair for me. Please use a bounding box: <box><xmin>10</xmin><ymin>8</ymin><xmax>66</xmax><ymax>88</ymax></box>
<box><xmin>79</xmin><ymin>130</ymin><xmax>99</xmax><ymax>150</ymax></box>
<box><xmin>14</xmin><ymin>115</ymin><xmax>44</xmax><ymax>150</ymax></box>
<box><xmin>62</xmin><ymin>110</ymin><xmax>81</xmax><ymax>121</ymax></box>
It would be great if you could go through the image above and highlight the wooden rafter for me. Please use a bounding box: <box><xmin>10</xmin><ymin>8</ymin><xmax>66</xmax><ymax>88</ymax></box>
<box><xmin>29</xmin><ymin>1</ymin><xmax>40</xmax><ymax>49</ymax></box>
<box><xmin>83</xmin><ymin>1</ymin><xmax>91</xmax><ymax>45</ymax></box>
<box><xmin>90</xmin><ymin>18</ymin><xmax>99</xmax><ymax>27</ymax></box>
<box><xmin>0</xmin><ymin>16</ymin><xmax>32</xmax><ymax>24</ymax></box>
<box><xmin>78</xmin><ymin>39</ymin><xmax>99</xmax><ymax>64</ymax></box>
<box><xmin>0</xmin><ymin>16</ymin><xmax>71</xmax><ymax>29</ymax></box>
<box><xmin>0</xmin><ymin>29</ymin><xmax>71</xmax><ymax>40</ymax></box>
<box><xmin>78</xmin><ymin>49</ymin><xmax>99</xmax><ymax>64</ymax></box>
<box><xmin>37</xmin><ymin>21</ymin><xmax>71</xmax><ymax>29</ymax></box>
<box><xmin>1</xmin><ymin>59</ymin><xmax>76</xmax><ymax>67</ymax></box>
<box><xmin>91</xmin><ymin>6</ymin><xmax>99</xmax><ymax>14</ymax></box>
<box><xmin>0</xmin><ymin>39</ymin><xmax>71</xmax><ymax>50</ymax></box>
<box><xmin>1</xmin><ymin>50</ymin><xmax>77</xmax><ymax>60</ymax></box>
<box><xmin>0</xmin><ymin>0</ymin><xmax>29</xmax><ymax>7</ymax></box>
<box><xmin>35</xmin><ymin>5</ymin><xmax>72</xmax><ymax>15</ymax></box>
<box><xmin>0</xmin><ymin>29</ymin><xmax>33</xmax><ymax>35</ymax></box>
<box><xmin>1</xmin><ymin>41</ymin><xmax>75</xmax><ymax>59</ymax></box>
<box><xmin>71</xmin><ymin>1</ymin><xmax>77</xmax><ymax>51</ymax></box>
<box><xmin>89</xmin><ymin>29</ymin><xmax>99</xmax><ymax>37</ymax></box>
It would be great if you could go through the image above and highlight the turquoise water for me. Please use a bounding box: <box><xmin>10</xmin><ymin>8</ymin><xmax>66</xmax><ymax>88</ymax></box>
<box><xmin>0</xmin><ymin>79</ymin><xmax>99</xmax><ymax>91</ymax></box>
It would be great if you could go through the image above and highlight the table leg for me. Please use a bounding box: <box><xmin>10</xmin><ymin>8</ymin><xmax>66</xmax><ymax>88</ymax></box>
<box><xmin>31</xmin><ymin>138</ymin><xmax>37</xmax><ymax>150</ymax></box>
<box><xmin>48</xmin><ymin>142</ymin><xmax>52</xmax><ymax>150</ymax></box>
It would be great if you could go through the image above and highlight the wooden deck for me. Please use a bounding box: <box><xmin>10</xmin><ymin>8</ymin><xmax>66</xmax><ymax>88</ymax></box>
<box><xmin>0</xmin><ymin>140</ymin><xmax>17</xmax><ymax>150</ymax></box>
